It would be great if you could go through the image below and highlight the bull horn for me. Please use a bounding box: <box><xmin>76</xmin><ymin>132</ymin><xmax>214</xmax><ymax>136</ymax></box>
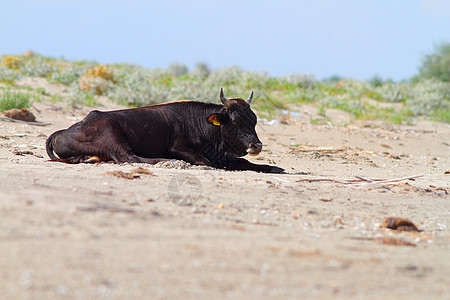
<box><xmin>247</xmin><ymin>91</ymin><xmax>254</xmax><ymax>104</ymax></box>
<box><xmin>220</xmin><ymin>87</ymin><xmax>229</xmax><ymax>107</ymax></box>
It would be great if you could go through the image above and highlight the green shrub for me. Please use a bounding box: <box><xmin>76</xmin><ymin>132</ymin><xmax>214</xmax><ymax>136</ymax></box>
<box><xmin>189</xmin><ymin>62</ymin><xmax>211</xmax><ymax>80</ymax></box>
<box><xmin>35</xmin><ymin>87</ymin><xmax>47</xmax><ymax>95</ymax></box>
<box><xmin>279</xmin><ymin>73</ymin><xmax>316</xmax><ymax>89</ymax></box>
<box><xmin>0</xmin><ymin>88</ymin><xmax>32</xmax><ymax>111</ymax></box>
<box><xmin>407</xmin><ymin>79</ymin><xmax>450</xmax><ymax>115</ymax></box>
<box><xmin>49</xmin><ymin>63</ymin><xmax>95</xmax><ymax>85</ymax></box>
<box><xmin>322</xmin><ymin>74</ymin><xmax>345</xmax><ymax>84</ymax></box>
<box><xmin>21</xmin><ymin>56</ymin><xmax>57</xmax><ymax>77</ymax></box>
<box><xmin>50</xmin><ymin>94</ymin><xmax>64</xmax><ymax>103</ymax></box>
<box><xmin>431</xmin><ymin>108</ymin><xmax>450</xmax><ymax>123</ymax></box>
<box><xmin>67</xmin><ymin>84</ymin><xmax>99</xmax><ymax>107</ymax></box>
<box><xmin>375</xmin><ymin>82</ymin><xmax>411</xmax><ymax>102</ymax></box>
<box><xmin>168</xmin><ymin>62</ymin><xmax>188</xmax><ymax>77</ymax></box>
<box><xmin>318</xmin><ymin>95</ymin><xmax>366</xmax><ymax>118</ymax></box>
<box><xmin>0</xmin><ymin>66</ymin><xmax>21</xmax><ymax>84</ymax></box>
<box><xmin>283</xmin><ymin>87</ymin><xmax>322</xmax><ymax>103</ymax></box>
<box><xmin>415</xmin><ymin>42</ymin><xmax>450</xmax><ymax>82</ymax></box>
<box><xmin>106</xmin><ymin>68</ymin><xmax>170</xmax><ymax>106</ymax></box>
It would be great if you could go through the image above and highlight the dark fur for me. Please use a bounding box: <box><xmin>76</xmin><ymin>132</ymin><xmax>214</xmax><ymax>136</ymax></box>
<box><xmin>46</xmin><ymin>99</ymin><xmax>284</xmax><ymax>173</ymax></box>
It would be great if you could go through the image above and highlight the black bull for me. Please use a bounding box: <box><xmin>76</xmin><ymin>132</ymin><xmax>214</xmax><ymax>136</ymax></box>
<box><xmin>46</xmin><ymin>89</ymin><xmax>284</xmax><ymax>173</ymax></box>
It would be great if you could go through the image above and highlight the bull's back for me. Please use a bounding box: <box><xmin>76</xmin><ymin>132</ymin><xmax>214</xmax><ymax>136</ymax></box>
<box><xmin>81</xmin><ymin>108</ymin><xmax>173</xmax><ymax>158</ymax></box>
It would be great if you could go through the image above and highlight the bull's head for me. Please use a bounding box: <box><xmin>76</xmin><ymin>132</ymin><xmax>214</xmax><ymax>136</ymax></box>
<box><xmin>207</xmin><ymin>88</ymin><xmax>262</xmax><ymax>157</ymax></box>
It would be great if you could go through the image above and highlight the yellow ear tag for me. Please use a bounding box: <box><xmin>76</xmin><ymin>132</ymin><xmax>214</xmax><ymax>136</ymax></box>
<box><xmin>208</xmin><ymin>115</ymin><xmax>221</xmax><ymax>126</ymax></box>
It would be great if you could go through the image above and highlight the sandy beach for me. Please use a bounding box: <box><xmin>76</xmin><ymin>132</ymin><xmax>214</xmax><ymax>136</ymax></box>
<box><xmin>1</xmin><ymin>78</ymin><xmax>449</xmax><ymax>299</ymax></box>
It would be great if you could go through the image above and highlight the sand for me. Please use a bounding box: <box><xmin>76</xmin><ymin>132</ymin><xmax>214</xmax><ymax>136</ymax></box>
<box><xmin>0</xmin><ymin>78</ymin><xmax>449</xmax><ymax>299</ymax></box>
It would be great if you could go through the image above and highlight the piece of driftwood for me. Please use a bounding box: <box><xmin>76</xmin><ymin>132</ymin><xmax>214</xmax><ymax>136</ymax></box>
<box><xmin>295</xmin><ymin>174</ymin><xmax>423</xmax><ymax>187</ymax></box>
<box><xmin>296</xmin><ymin>178</ymin><xmax>359</xmax><ymax>184</ymax></box>
<box><xmin>345</xmin><ymin>175</ymin><xmax>423</xmax><ymax>187</ymax></box>
<box><xmin>347</xmin><ymin>236</ymin><xmax>416</xmax><ymax>247</ymax></box>
<box><xmin>291</xmin><ymin>145</ymin><xmax>350</xmax><ymax>153</ymax></box>
<box><xmin>76</xmin><ymin>204</ymin><xmax>135</xmax><ymax>214</ymax></box>
<box><xmin>0</xmin><ymin>116</ymin><xmax>51</xmax><ymax>126</ymax></box>
<box><xmin>354</xmin><ymin>175</ymin><xmax>375</xmax><ymax>182</ymax></box>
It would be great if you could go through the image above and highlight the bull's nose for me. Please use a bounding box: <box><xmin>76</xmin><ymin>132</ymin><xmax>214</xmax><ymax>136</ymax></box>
<box><xmin>247</xmin><ymin>142</ymin><xmax>262</xmax><ymax>155</ymax></box>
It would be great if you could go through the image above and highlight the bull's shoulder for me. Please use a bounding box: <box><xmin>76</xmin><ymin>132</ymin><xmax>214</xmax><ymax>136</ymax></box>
<box><xmin>86</xmin><ymin>110</ymin><xmax>102</xmax><ymax>117</ymax></box>
<box><xmin>81</xmin><ymin>109</ymin><xmax>105</xmax><ymax>122</ymax></box>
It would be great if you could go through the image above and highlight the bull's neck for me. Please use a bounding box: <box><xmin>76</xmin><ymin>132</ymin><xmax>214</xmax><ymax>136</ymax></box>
<box><xmin>176</xmin><ymin>102</ymin><xmax>225</xmax><ymax>153</ymax></box>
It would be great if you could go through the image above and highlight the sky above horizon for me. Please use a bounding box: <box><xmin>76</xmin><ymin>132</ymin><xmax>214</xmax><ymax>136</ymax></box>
<box><xmin>1</xmin><ymin>0</ymin><xmax>449</xmax><ymax>81</ymax></box>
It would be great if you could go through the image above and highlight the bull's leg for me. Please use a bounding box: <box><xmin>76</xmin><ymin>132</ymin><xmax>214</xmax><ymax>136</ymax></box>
<box><xmin>84</xmin><ymin>155</ymin><xmax>172</xmax><ymax>164</ymax></box>
<box><xmin>168</xmin><ymin>145</ymin><xmax>210</xmax><ymax>166</ymax></box>
<box><xmin>62</xmin><ymin>155</ymin><xmax>90</xmax><ymax>164</ymax></box>
<box><xmin>133</xmin><ymin>157</ymin><xmax>174</xmax><ymax>164</ymax></box>
<box><xmin>225</xmin><ymin>158</ymin><xmax>284</xmax><ymax>173</ymax></box>
<box><xmin>52</xmin><ymin>119</ymin><xmax>175</xmax><ymax>164</ymax></box>
<box><xmin>52</xmin><ymin>120</ymin><xmax>141</xmax><ymax>164</ymax></box>
<box><xmin>83</xmin><ymin>120</ymin><xmax>162</xmax><ymax>164</ymax></box>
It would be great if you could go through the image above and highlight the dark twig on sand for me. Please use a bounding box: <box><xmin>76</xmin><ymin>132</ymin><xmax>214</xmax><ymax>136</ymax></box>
<box><xmin>0</xmin><ymin>116</ymin><xmax>51</xmax><ymax>126</ymax></box>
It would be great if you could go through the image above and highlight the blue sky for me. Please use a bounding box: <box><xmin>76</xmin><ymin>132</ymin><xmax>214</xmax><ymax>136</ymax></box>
<box><xmin>1</xmin><ymin>0</ymin><xmax>449</xmax><ymax>81</ymax></box>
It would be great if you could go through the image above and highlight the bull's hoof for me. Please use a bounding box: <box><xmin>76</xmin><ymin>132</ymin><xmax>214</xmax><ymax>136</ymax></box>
<box><xmin>270</xmin><ymin>166</ymin><xmax>285</xmax><ymax>173</ymax></box>
<box><xmin>85</xmin><ymin>156</ymin><xmax>102</xmax><ymax>163</ymax></box>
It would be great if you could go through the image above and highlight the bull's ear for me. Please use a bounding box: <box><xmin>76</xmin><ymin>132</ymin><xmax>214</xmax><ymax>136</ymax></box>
<box><xmin>207</xmin><ymin>113</ymin><xmax>222</xmax><ymax>126</ymax></box>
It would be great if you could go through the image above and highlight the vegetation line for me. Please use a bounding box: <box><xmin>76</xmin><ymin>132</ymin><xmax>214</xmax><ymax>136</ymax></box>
<box><xmin>1</xmin><ymin>42</ymin><xmax>449</xmax><ymax>123</ymax></box>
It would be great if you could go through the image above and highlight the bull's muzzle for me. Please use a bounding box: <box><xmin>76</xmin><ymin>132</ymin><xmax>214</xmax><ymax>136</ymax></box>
<box><xmin>246</xmin><ymin>142</ymin><xmax>262</xmax><ymax>156</ymax></box>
